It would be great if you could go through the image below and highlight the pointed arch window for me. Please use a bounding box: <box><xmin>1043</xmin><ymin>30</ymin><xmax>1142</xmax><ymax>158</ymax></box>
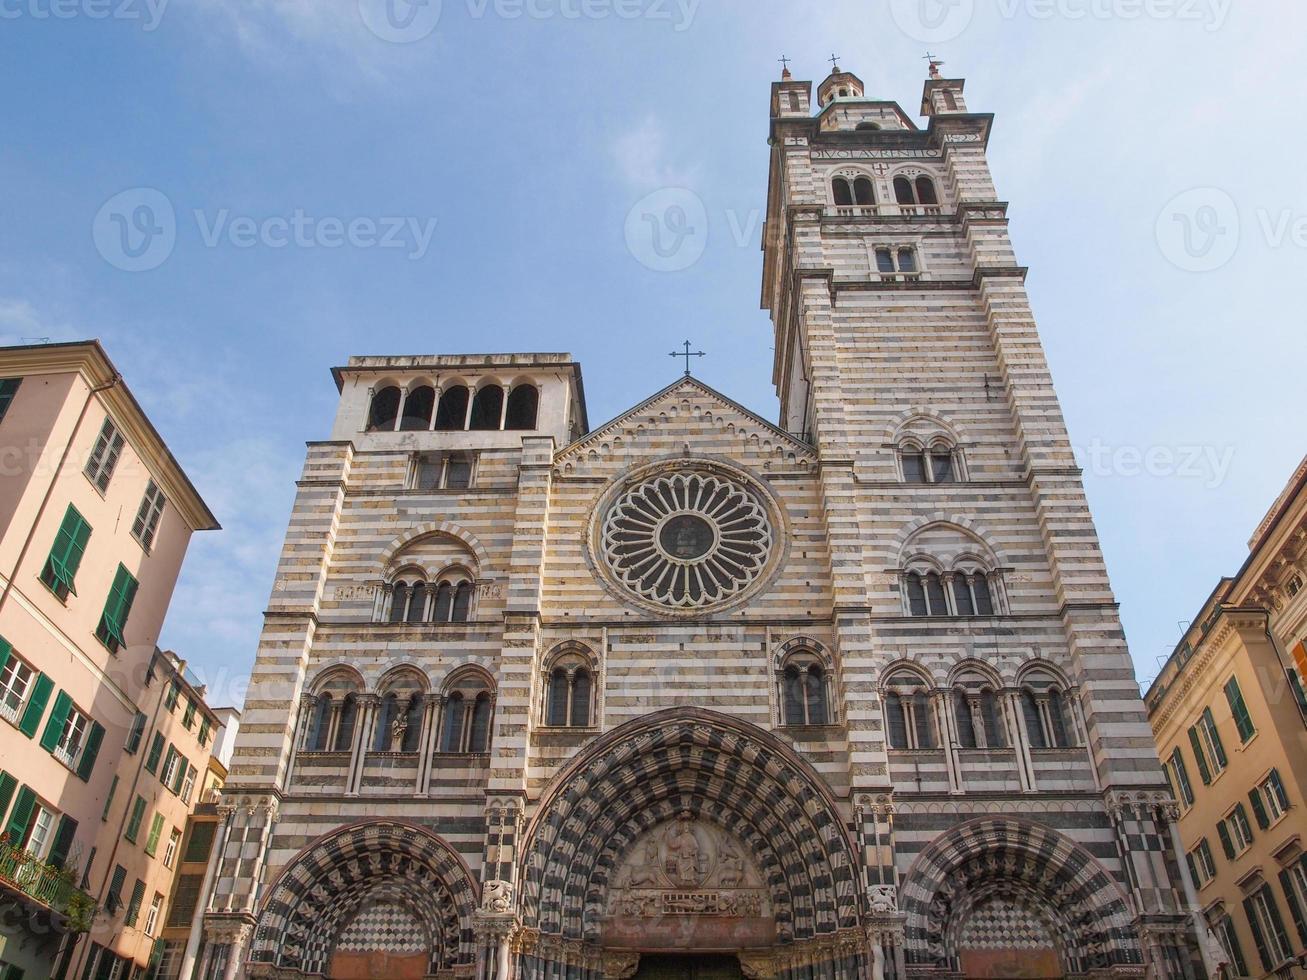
<box><xmin>1019</xmin><ymin>673</ymin><xmax>1077</xmax><ymax>750</ymax></box>
<box><xmin>440</xmin><ymin>693</ymin><xmax>464</xmax><ymax>752</ymax></box>
<box><xmin>899</xmin><ymin>441</ymin><xmax>960</xmax><ymax>483</ymax></box>
<box><xmin>543</xmin><ymin>651</ymin><xmax>596</xmax><ymax>728</ymax></box>
<box><xmin>469</xmin><ymin>694</ymin><xmax>492</xmax><ymax>752</ymax></box>
<box><xmin>951</xmin><ymin>673</ymin><xmax>1006</xmax><ymax>750</ymax></box>
<box><xmin>905</xmin><ymin>572</ymin><xmax>948</xmax><ymax>616</ymax></box>
<box><xmin>439</xmin><ymin>674</ymin><xmax>496</xmax><ymax>752</ymax></box>
<box><xmin>306</xmin><ymin>694</ymin><xmax>332</xmax><ymax>752</ymax></box>
<box><xmin>452</xmin><ymin>582</ymin><xmax>473</xmax><ymax>622</ymax></box>
<box><xmin>333</xmin><ymin>694</ymin><xmax>358</xmax><ymax>752</ymax></box>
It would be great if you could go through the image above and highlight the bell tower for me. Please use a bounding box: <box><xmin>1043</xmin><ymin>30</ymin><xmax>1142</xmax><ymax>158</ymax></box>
<box><xmin>761</xmin><ymin>59</ymin><xmax>1209</xmax><ymax>978</ymax></box>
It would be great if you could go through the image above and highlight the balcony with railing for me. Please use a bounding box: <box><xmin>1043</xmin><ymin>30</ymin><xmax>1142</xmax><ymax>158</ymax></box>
<box><xmin>824</xmin><ymin>204</ymin><xmax>946</xmax><ymax>219</ymax></box>
<box><xmin>0</xmin><ymin>836</ymin><xmax>96</xmax><ymax>933</ymax></box>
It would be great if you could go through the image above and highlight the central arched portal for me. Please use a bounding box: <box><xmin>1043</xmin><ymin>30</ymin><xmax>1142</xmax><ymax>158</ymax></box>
<box><xmin>517</xmin><ymin>709</ymin><xmax>867</xmax><ymax>980</ymax></box>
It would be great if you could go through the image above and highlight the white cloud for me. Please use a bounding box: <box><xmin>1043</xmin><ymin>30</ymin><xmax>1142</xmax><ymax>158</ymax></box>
<box><xmin>611</xmin><ymin>116</ymin><xmax>702</xmax><ymax>190</ymax></box>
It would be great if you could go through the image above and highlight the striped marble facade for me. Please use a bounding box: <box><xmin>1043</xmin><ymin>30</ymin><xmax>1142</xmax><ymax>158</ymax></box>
<box><xmin>198</xmin><ymin>65</ymin><xmax>1205</xmax><ymax>980</ymax></box>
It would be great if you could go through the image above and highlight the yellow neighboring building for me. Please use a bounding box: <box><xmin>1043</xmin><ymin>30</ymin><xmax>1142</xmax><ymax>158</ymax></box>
<box><xmin>1147</xmin><ymin>457</ymin><xmax>1307</xmax><ymax>978</ymax></box>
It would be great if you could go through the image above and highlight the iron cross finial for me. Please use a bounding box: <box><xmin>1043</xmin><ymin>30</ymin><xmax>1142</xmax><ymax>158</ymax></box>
<box><xmin>924</xmin><ymin>52</ymin><xmax>945</xmax><ymax>78</ymax></box>
<box><xmin>778</xmin><ymin>55</ymin><xmax>791</xmax><ymax>76</ymax></box>
<box><xmin>669</xmin><ymin>340</ymin><xmax>706</xmax><ymax>377</ymax></box>
<box><xmin>828</xmin><ymin>53</ymin><xmax>841</xmax><ymax>72</ymax></box>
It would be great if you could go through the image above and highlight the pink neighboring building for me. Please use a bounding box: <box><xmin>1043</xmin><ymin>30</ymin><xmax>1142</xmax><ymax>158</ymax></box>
<box><xmin>0</xmin><ymin>341</ymin><xmax>218</xmax><ymax>979</ymax></box>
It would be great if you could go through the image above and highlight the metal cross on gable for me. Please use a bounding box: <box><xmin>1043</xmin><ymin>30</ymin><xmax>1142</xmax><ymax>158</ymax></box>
<box><xmin>669</xmin><ymin>340</ymin><xmax>706</xmax><ymax>377</ymax></box>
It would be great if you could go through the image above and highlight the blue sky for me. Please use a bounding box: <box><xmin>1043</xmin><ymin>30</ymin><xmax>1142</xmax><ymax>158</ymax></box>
<box><xmin>2</xmin><ymin>0</ymin><xmax>1303</xmax><ymax>706</ymax></box>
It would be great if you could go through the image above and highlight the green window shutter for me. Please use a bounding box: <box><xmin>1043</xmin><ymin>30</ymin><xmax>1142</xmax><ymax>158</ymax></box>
<box><xmin>1187</xmin><ymin>729</ymin><xmax>1211</xmax><ymax>785</ymax></box>
<box><xmin>1245</xmin><ymin>894</ymin><xmax>1273</xmax><ymax>972</ymax></box>
<box><xmin>17</xmin><ymin>672</ymin><xmax>53</xmax><ymax>738</ymax></box>
<box><xmin>1269</xmin><ymin>769</ymin><xmax>1289</xmax><ymax>810</ymax></box>
<box><xmin>144</xmin><ymin>813</ymin><xmax>164</xmax><ymax>856</ymax></box>
<box><xmin>43</xmin><ymin>505</ymin><xmax>92</xmax><ymax>597</ymax></box>
<box><xmin>76</xmin><ymin>721</ymin><xmax>104</xmax><ymax>781</ymax></box>
<box><xmin>124</xmin><ymin>879</ymin><xmax>145</xmax><ymax>926</ymax></box>
<box><xmin>0</xmin><ymin>770</ymin><xmax>17</xmax><ymax>822</ymax></box>
<box><xmin>164</xmin><ymin>682</ymin><xmax>179</xmax><ymax>711</ymax></box>
<box><xmin>1218</xmin><ymin>819</ymin><xmax>1235</xmax><ymax>860</ymax></box>
<box><xmin>96</xmin><ymin>565</ymin><xmax>139</xmax><ymax>651</ymax></box>
<box><xmin>145</xmin><ymin>733</ymin><xmax>164</xmax><ymax>774</ymax></box>
<box><xmin>1202</xmin><ymin>708</ymin><xmax>1228</xmax><ymax>767</ymax></box>
<box><xmin>3</xmin><ymin>965</ymin><xmax>26</xmax><ymax>980</ymax></box>
<box><xmin>0</xmin><ymin>378</ymin><xmax>19</xmax><ymax>423</ymax></box>
<box><xmin>171</xmin><ymin>754</ymin><xmax>188</xmax><ymax>795</ymax></box>
<box><xmin>1249</xmin><ymin>788</ymin><xmax>1270</xmax><ymax>830</ymax></box>
<box><xmin>1185</xmin><ymin>852</ymin><xmax>1199</xmax><ymax>887</ymax></box>
<box><xmin>39</xmin><ymin>689</ymin><xmax>73</xmax><ymax>753</ymax></box>
<box><xmin>102</xmin><ymin>775</ymin><xmax>119</xmax><ymax>821</ymax></box>
<box><xmin>1225</xmin><ymin>677</ymin><xmax>1256</xmax><ymax>742</ymax></box>
<box><xmin>125</xmin><ymin>796</ymin><xmax>145</xmax><ymax>842</ymax></box>
<box><xmin>198</xmin><ymin>717</ymin><xmax>211</xmax><ymax>747</ymax></box>
<box><xmin>48</xmin><ymin>813</ymin><xmax>79</xmax><ymax>870</ymax></box>
<box><xmin>1280</xmin><ymin>867</ymin><xmax>1307</xmax><ymax>946</ymax></box>
<box><xmin>5</xmin><ymin>785</ymin><xmax>36</xmax><ymax>840</ymax></box>
<box><xmin>182</xmin><ymin>700</ymin><xmax>196</xmax><ymax>730</ymax></box>
<box><xmin>0</xmin><ymin>635</ymin><xmax>10</xmax><ymax>674</ymax></box>
<box><xmin>126</xmin><ymin>712</ymin><xmax>146</xmax><ymax>754</ymax></box>
<box><xmin>1263</xmin><ymin>885</ymin><xmax>1294</xmax><ymax>963</ymax></box>
<box><xmin>107</xmin><ymin>864</ymin><xmax>127</xmax><ymax>913</ymax></box>
<box><xmin>1290</xmin><ymin>669</ymin><xmax>1307</xmax><ymax>713</ymax></box>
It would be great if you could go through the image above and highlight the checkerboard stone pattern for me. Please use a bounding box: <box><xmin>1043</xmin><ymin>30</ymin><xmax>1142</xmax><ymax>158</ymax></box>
<box><xmin>200</xmin><ymin>63</ymin><xmax>1206</xmax><ymax>980</ymax></box>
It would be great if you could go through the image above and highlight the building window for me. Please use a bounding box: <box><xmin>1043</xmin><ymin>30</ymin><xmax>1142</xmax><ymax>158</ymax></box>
<box><xmin>898</xmin><ymin>442</ymin><xmax>959</xmax><ymax>483</ymax></box>
<box><xmin>413</xmin><ymin>451</ymin><xmax>476</xmax><ymax>490</ymax></box>
<box><xmin>182</xmin><ymin>822</ymin><xmax>216</xmax><ymax>864</ymax></box>
<box><xmin>1288</xmin><ymin>575</ymin><xmax>1303</xmax><ymax>597</ymax></box>
<box><xmin>874</xmin><ymin>245</ymin><xmax>921</xmax><ymax>277</ymax></box>
<box><xmin>884</xmin><ymin>670</ymin><xmax>936</xmax><ymax>750</ymax></box>
<box><xmin>1166</xmin><ymin>747</ymin><xmax>1195</xmax><ymax>808</ymax></box>
<box><xmin>95</xmin><ymin>564</ymin><xmax>139</xmax><ymax>653</ymax></box>
<box><xmin>124</xmin><ymin>877</ymin><xmax>146</xmax><ymax>927</ymax></box>
<box><xmin>505</xmin><ymin>384</ymin><xmax>539</xmax><ymax>430</ymax></box>
<box><xmin>182</xmin><ymin>699</ymin><xmax>196</xmax><ymax>730</ymax></box>
<box><xmin>469</xmin><ymin>385</ymin><xmax>505</xmax><ymax>430</ymax></box>
<box><xmin>893</xmin><ymin>174</ymin><xmax>939</xmax><ymax>207</ymax></box>
<box><xmin>951</xmin><ymin>673</ymin><xmax>1004</xmax><ymax>749</ymax></box>
<box><xmin>180</xmin><ymin>764</ymin><xmax>197</xmax><ymax>803</ymax></box>
<box><xmin>131</xmin><ymin>480</ymin><xmax>167</xmax><ymax>552</ymax></box>
<box><xmin>400</xmin><ymin>385</ymin><xmax>436</xmax><ymax>430</ymax></box>
<box><xmin>366</xmin><ymin>385</ymin><xmax>402</xmax><ymax>431</ymax></box>
<box><xmin>0</xmin><ymin>648</ymin><xmax>36</xmax><ymax>726</ymax></box>
<box><xmin>1210</xmin><ymin>914</ymin><xmax>1249</xmax><ymax>978</ymax></box>
<box><xmin>0</xmin><ymin>378</ymin><xmax>20</xmax><ymax>422</ymax></box>
<box><xmin>1017</xmin><ymin>672</ymin><xmax>1076</xmax><ymax>749</ymax></box>
<box><xmin>125</xmin><ymin>711</ymin><xmax>146</xmax><ymax>755</ymax></box>
<box><xmin>439</xmin><ymin>675</ymin><xmax>494</xmax><ymax>753</ymax></box>
<box><xmin>167</xmin><ymin>874</ymin><xmax>203</xmax><ymax>928</ymax></box>
<box><xmin>1245</xmin><ymin>885</ymin><xmax>1294</xmax><ymax>972</ymax></box>
<box><xmin>433</xmin><ymin>385</ymin><xmax>470</xmax><ymax>430</ymax></box>
<box><xmin>1218</xmin><ymin>803</ymin><xmax>1255</xmax><ymax>857</ymax></box>
<box><xmin>163</xmin><ymin>827</ymin><xmax>181</xmax><ymax>868</ymax></box>
<box><xmin>779</xmin><ymin>655</ymin><xmax>831</xmax><ymax>727</ymax></box>
<box><xmin>304</xmin><ymin>694</ymin><xmax>332</xmax><ymax>751</ymax></box>
<box><xmin>144</xmin><ymin>812</ymin><xmax>165</xmax><ymax>856</ymax></box>
<box><xmin>1188</xmin><ymin>707</ymin><xmax>1227</xmax><ymax>784</ymax></box>
<box><xmin>1186</xmin><ymin>839</ymin><xmax>1217</xmax><ymax>888</ymax></box>
<box><xmin>1250</xmin><ymin>769</ymin><xmax>1289</xmax><ymax>828</ymax></box>
<box><xmin>1224</xmin><ymin>676</ymin><xmax>1257</xmax><ymax>743</ymax></box>
<box><xmin>832</xmin><ymin>176</ymin><xmax>875</xmax><ymax>209</ymax></box>
<box><xmin>106</xmin><ymin>864</ymin><xmax>127</xmax><ymax>914</ymax></box>
<box><xmin>43</xmin><ymin>693</ymin><xmax>98</xmax><ymax>773</ymax></box>
<box><xmin>125</xmin><ymin>795</ymin><xmax>146</xmax><ymax>843</ymax></box>
<box><xmin>145</xmin><ymin>732</ymin><xmax>165</xmax><ymax>773</ymax></box>
<box><xmin>40</xmin><ymin>504</ymin><xmax>92</xmax><ymax>601</ymax></box>
<box><xmin>904</xmin><ymin>570</ymin><xmax>994</xmax><ymax>617</ymax></box>
<box><xmin>198</xmin><ymin>716</ymin><xmax>212</xmax><ymax>747</ymax></box>
<box><xmin>544</xmin><ymin>653</ymin><xmax>595</xmax><ymax>728</ymax></box>
<box><xmin>145</xmin><ymin>892</ymin><xmax>164</xmax><ymax>936</ymax></box>
<box><xmin>84</xmin><ymin>417</ymin><xmax>126</xmax><ymax>493</ymax></box>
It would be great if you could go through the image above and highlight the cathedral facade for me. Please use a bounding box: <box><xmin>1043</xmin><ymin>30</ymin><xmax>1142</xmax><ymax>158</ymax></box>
<box><xmin>200</xmin><ymin>63</ymin><xmax>1206</xmax><ymax>980</ymax></box>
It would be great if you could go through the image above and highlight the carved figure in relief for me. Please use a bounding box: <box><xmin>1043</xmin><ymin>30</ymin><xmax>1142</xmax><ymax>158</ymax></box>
<box><xmin>626</xmin><ymin>839</ymin><xmax>661</xmax><ymax>888</ymax></box>
<box><xmin>664</xmin><ymin>813</ymin><xmax>706</xmax><ymax>886</ymax></box>
<box><xmin>718</xmin><ymin>842</ymin><xmax>744</xmax><ymax>888</ymax></box>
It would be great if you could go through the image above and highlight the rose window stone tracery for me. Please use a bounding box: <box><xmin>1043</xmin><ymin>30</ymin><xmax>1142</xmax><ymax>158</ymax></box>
<box><xmin>600</xmin><ymin>470</ymin><xmax>773</xmax><ymax>609</ymax></box>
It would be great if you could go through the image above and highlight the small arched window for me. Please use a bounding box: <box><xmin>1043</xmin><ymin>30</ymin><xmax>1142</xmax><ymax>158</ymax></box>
<box><xmin>951</xmin><ymin>672</ymin><xmax>1006</xmax><ymax>750</ymax></box>
<box><xmin>306</xmin><ymin>693</ymin><xmax>333</xmax><ymax>751</ymax></box>
<box><xmin>1021</xmin><ymin>691</ymin><xmax>1047</xmax><ymax>749</ymax></box>
<box><xmin>432</xmin><ymin>582</ymin><xmax>454</xmax><ymax>623</ymax></box>
<box><xmin>388</xmin><ymin>581</ymin><xmax>424</xmax><ymax>624</ymax></box>
<box><xmin>853</xmin><ymin>177</ymin><xmax>875</xmax><ymax>206</ymax></box>
<box><xmin>469</xmin><ymin>386</ymin><xmax>505</xmax><ymax>431</ymax></box>
<box><xmin>440</xmin><ymin>693</ymin><xmax>465</xmax><ymax>752</ymax></box>
<box><xmin>942</xmin><ymin>90</ymin><xmax>958</xmax><ymax>111</ymax></box>
<box><xmin>434</xmin><ymin>385</ymin><xmax>470</xmax><ymax>431</ymax></box>
<box><xmin>780</xmin><ymin>654</ymin><xmax>831</xmax><ymax>727</ymax></box>
<box><xmin>367</xmin><ymin>386</ymin><xmax>401</xmax><ymax>432</ymax></box>
<box><xmin>543</xmin><ymin>653</ymin><xmax>595</xmax><ymax>728</ymax></box>
<box><xmin>856</xmin><ymin>122</ymin><xmax>881</xmax><ymax>131</ymax></box>
<box><xmin>893</xmin><ymin>176</ymin><xmax>914</xmax><ymax>205</ymax></box>
<box><xmin>1018</xmin><ymin>672</ymin><xmax>1076</xmax><ymax>750</ymax></box>
<box><xmin>930</xmin><ymin>446</ymin><xmax>955</xmax><ymax>482</ymax></box>
<box><xmin>832</xmin><ymin>178</ymin><xmax>854</xmax><ymax>206</ymax></box>
<box><xmin>469</xmin><ymin>693</ymin><xmax>493</xmax><ymax>752</ymax></box>
<box><xmin>915</xmin><ymin>177</ymin><xmax>939</xmax><ymax>205</ymax></box>
<box><xmin>905</xmin><ymin>572</ymin><xmax>948</xmax><ymax>617</ymax></box>
<box><xmin>954</xmin><ymin>690</ymin><xmax>977</xmax><ymax>748</ymax></box>
<box><xmin>452</xmin><ymin>582</ymin><xmax>473</xmax><ymax>623</ymax></box>
<box><xmin>333</xmin><ymin>694</ymin><xmax>358</xmax><ymax>752</ymax></box>
<box><xmin>505</xmin><ymin>385</ymin><xmax>539</xmax><ymax>430</ymax></box>
<box><xmin>884</xmin><ymin>671</ymin><xmax>936</xmax><ymax>749</ymax></box>
<box><xmin>900</xmin><ymin>447</ymin><xmax>929</xmax><ymax>483</ymax></box>
<box><xmin>406</xmin><ymin>584</ymin><xmax>427</xmax><ymax>625</ymax></box>
<box><xmin>400</xmin><ymin>386</ymin><xmax>435</xmax><ymax>431</ymax></box>
<box><xmin>897</xmin><ymin>247</ymin><xmax>917</xmax><ymax>273</ymax></box>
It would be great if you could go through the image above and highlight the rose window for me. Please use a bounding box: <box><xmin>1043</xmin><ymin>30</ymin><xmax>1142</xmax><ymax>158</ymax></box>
<box><xmin>601</xmin><ymin>471</ymin><xmax>773</xmax><ymax>609</ymax></box>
